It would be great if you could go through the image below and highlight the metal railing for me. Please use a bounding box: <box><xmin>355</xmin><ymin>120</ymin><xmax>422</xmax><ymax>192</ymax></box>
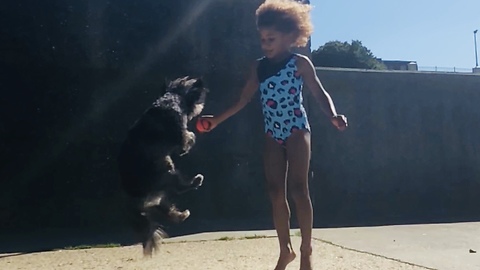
<box><xmin>418</xmin><ymin>66</ymin><xmax>473</xmax><ymax>73</ymax></box>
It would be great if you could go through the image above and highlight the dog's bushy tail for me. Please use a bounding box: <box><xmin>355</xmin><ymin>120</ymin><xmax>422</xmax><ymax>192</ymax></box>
<box><xmin>139</xmin><ymin>192</ymin><xmax>170</xmax><ymax>257</ymax></box>
<box><xmin>141</xmin><ymin>219</ymin><xmax>167</xmax><ymax>257</ymax></box>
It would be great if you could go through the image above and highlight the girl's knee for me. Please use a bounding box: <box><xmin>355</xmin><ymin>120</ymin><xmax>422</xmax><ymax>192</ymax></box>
<box><xmin>289</xmin><ymin>181</ymin><xmax>309</xmax><ymax>198</ymax></box>
<box><xmin>266</xmin><ymin>182</ymin><xmax>286</xmax><ymax>198</ymax></box>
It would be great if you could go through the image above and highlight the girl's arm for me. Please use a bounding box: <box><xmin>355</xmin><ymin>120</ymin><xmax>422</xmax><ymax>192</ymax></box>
<box><xmin>202</xmin><ymin>61</ymin><xmax>259</xmax><ymax>130</ymax></box>
<box><xmin>296</xmin><ymin>55</ymin><xmax>348</xmax><ymax>130</ymax></box>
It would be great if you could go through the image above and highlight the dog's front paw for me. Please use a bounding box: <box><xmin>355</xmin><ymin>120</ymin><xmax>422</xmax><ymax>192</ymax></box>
<box><xmin>192</xmin><ymin>174</ymin><xmax>204</xmax><ymax>188</ymax></box>
<box><xmin>182</xmin><ymin>131</ymin><xmax>196</xmax><ymax>154</ymax></box>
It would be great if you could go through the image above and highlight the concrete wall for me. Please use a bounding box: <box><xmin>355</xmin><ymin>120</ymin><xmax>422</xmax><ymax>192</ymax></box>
<box><xmin>306</xmin><ymin>68</ymin><xmax>480</xmax><ymax>226</ymax></box>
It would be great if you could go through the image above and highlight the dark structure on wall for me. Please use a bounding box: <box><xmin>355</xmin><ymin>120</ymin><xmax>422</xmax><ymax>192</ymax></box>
<box><xmin>379</xmin><ymin>59</ymin><xmax>419</xmax><ymax>71</ymax></box>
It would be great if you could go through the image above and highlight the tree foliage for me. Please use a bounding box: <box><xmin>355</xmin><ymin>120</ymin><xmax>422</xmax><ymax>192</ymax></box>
<box><xmin>312</xmin><ymin>40</ymin><xmax>386</xmax><ymax>70</ymax></box>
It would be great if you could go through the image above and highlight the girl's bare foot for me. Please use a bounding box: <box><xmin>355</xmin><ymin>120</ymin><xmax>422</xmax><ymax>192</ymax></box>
<box><xmin>274</xmin><ymin>250</ymin><xmax>296</xmax><ymax>270</ymax></box>
<box><xmin>299</xmin><ymin>246</ymin><xmax>313</xmax><ymax>270</ymax></box>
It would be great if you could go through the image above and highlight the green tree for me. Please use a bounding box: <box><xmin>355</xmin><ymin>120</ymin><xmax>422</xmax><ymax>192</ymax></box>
<box><xmin>312</xmin><ymin>40</ymin><xmax>386</xmax><ymax>70</ymax></box>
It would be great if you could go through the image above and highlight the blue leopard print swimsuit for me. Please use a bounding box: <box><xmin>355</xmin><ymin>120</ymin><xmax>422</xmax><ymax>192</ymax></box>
<box><xmin>257</xmin><ymin>54</ymin><xmax>311</xmax><ymax>146</ymax></box>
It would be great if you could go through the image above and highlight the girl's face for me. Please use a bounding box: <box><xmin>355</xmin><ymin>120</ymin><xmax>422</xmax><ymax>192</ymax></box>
<box><xmin>258</xmin><ymin>27</ymin><xmax>295</xmax><ymax>61</ymax></box>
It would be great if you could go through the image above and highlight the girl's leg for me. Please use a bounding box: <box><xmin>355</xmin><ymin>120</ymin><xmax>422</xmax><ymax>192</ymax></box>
<box><xmin>263</xmin><ymin>135</ymin><xmax>296</xmax><ymax>270</ymax></box>
<box><xmin>285</xmin><ymin>130</ymin><xmax>313</xmax><ymax>270</ymax></box>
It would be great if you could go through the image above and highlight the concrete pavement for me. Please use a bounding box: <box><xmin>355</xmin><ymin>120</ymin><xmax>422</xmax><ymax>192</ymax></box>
<box><xmin>165</xmin><ymin>221</ymin><xmax>480</xmax><ymax>270</ymax></box>
<box><xmin>312</xmin><ymin>222</ymin><xmax>480</xmax><ymax>270</ymax></box>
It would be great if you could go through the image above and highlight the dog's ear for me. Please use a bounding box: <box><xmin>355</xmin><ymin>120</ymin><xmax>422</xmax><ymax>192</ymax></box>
<box><xmin>191</xmin><ymin>77</ymin><xmax>204</xmax><ymax>89</ymax></box>
<box><xmin>186</xmin><ymin>83</ymin><xmax>203</xmax><ymax>101</ymax></box>
<box><xmin>187</xmin><ymin>78</ymin><xmax>208</xmax><ymax>97</ymax></box>
<box><xmin>185</xmin><ymin>78</ymin><xmax>207</xmax><ymax>115</ymax></box>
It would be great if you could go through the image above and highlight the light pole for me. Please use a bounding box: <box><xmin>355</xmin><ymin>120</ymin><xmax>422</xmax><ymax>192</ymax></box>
<box><xmin>475</xmin><ymin>30</ymin><xmax>478</xmax><ymax>67</ymax></box>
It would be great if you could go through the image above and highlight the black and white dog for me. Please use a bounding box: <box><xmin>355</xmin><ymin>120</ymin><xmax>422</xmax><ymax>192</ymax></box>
<box><xmin>117</xmin><ymin>76</ymin><xmax>208</xmax><ymax>256</ymax></box>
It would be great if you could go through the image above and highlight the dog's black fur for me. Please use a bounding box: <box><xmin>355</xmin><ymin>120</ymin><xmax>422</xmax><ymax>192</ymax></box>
<box><xmin>117</xmin><ymin>76</ymin><xmax>208</xmax><ymax>256</ymax></box>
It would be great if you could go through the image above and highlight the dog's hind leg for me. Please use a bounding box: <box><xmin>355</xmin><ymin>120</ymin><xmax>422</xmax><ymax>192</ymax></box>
<box><xmin>167</xmin><ymin>204</ymin><xmax>191</xmax><ymax>223</ymax></box>
<box><xmin>146</xmin><ymin>169</ymin><xmax>203</xmax><ymax>226</ymax></box>
<box><xmin>144</xmin><ymin>190</ymin><xmax>191</xmax><ymax>224</ymax></box>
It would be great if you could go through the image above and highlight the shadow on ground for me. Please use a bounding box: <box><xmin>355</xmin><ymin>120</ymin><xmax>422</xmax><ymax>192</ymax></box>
<box><xmin>0</xmin><ymin>217</ymin><xmax>272</xmax><ymax>256</ymax></box>
<box><xmin>1</xmin><ymin>214</ymin><xmax>480</xmax><ymax>256</ymax></box>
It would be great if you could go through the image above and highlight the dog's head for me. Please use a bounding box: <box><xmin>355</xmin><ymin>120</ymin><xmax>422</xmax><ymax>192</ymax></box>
<box><xmin>161</xmin><ymin>76</ymin><xmax>208</xmax><ymax>120</ymax></box>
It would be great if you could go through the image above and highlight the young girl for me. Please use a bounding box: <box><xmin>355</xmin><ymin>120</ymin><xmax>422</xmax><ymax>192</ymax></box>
<box><xmin>201</xmin><ymin>0</ymin><xmax>347</xmax><ymax>269</ymax></box>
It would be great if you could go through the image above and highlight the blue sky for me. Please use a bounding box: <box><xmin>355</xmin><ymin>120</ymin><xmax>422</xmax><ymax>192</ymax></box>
<box><xmin>309</xmin><ymin>0</ymin><xmax>480</xmax><ymax>70</ymax></box>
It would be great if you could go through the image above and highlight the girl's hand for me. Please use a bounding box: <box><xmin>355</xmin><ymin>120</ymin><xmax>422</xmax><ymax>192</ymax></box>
<box><xmin>331</xmin><ymin>114</ymin><xmax>348</xmax><ymax>131</ymax></box>
<box><xmin>199</xmin><ymin>115</ymin><xmax>218</xmax><ymax>132</ymax></box>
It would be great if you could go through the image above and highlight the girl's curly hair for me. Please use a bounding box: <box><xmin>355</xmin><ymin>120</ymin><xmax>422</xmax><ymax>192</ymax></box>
<box><xmin>255</xmin><ymin>0</ymin><xmax>313</xmax><ymax>47</ymax></box>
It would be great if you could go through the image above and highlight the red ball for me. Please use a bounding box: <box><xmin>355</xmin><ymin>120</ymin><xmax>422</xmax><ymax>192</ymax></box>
<box><xmin>196</xmin><ymin>118</ymin><xmax>212</xmax><ymax>133</ymax></box>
